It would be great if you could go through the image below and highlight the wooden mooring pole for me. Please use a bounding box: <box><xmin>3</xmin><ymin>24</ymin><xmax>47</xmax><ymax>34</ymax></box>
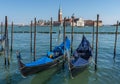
<box><xmin>63</xmin><ymin>17</ymin><xmax>66</xmax><ymax>63</ymax></box>
<box><xmin>4</xmin><ymin>16</ymin><xmax>7</xmax><ymax>65</ymax></box>
<box><xmin>6</xmin><ymin>16</ymin><xmax>10</xmax><ymax>65</ymax></box>
<box><xmin>11</xmin><ymin>22</ymin><xmax>14</xmax><ymax>52</ymax></box>
<box><xmin>62</xmin><ymin>17</ymin><xmax>66</xmax><ymax>68</ymax></box>
<box><xmin>92</xmin><ymin>21</ymin><xmax>95</xmax><ymax>50</ymax></box>
<box><xmin>4</xmin><ymin>50</ymin><xmax>6</xmax><ymax>65</ymax></box>
<box><xmin>34</xmin><ymin>18</ymin><xmax>36</xmax><ymax>61</ymax></box>
<box><xmin>30</xmin><ymin>21</ymin><xmax>33</xmax><ymax>57</ymax></box>
<box><xmin>58</xmin><ymin>24</ymin><xmax>61</xmax><ymax>45</ymax></box>
<box><xmin>5</xmin><ymin>17</ymin><xmax>7</xmax><ymax>37</ymax></box>
<box><xmin>50</xmin><ymin>17</ymin><xmax>52</xmax><ymax>51</ymax></box>
<box><xmin>4</xmin><ymin>16</ymin><xmax>9</xmax><ymax>65</ymax></box>
<box><xmin>7</xmin><ymin>35</ymin><xmax>10</xmax><ymax>65</ymax></box>
<box><xmin>71</xmin><ymin>17</ymin><xmax>74</xmax><ymax>55</ymax></box>
<box><xmin>95</xmin><ymin>14</ymin><xmax>99</xmax><ymax>71</ymax></box>
<box><xmin>1</xmin><ymin>22</ymin><xmax>3</xmax><ymax>37</ymax></box>
<box><xmin>1</xmin><ymin>22</ymin><xmax>3</xmax><ymax>51</ymax></box>
<box><xmin>113</xmin><ymin>21</ymin><xmax>119</xmax><ymax>59</ymax></box>
<box><xmin>63</xmin><ymin>17</ymin><xmax>66</xmax><ymax>45</ymax></box>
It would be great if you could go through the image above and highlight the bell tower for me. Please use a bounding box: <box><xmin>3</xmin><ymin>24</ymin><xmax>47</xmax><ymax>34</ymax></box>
<box><xmin>58</xmin><ymin>7</ymin><xmax>62</xmax><ymax>23</ymax></box>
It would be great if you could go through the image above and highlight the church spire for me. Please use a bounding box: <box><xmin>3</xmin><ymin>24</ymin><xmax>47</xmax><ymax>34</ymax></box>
<box><xmin>58</xmin><ymin>5</ymin><xmax>62</xmax><ymax>23</ymax></box>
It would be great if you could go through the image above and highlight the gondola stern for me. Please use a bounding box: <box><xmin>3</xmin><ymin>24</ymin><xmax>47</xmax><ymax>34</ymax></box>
<box><xmin>16</xmin><ymin>51</ymin><xmax>26</xmax><ymax>75</ymax></box>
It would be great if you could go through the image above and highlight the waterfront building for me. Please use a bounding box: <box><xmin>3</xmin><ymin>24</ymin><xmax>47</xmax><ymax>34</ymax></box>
<box><xmin>84</xmin><ymin>20</ymin><xmax>102</xmax><ymax>26</ymax></box>
<box><xmin>37</xmin><ymin>19</ymin><xmax>45</xmax><ymax>26</ymax></box>
<box><xmin>94</xmin><ymin>20</ymin><xmax>102</xmax><ymax>26</ymax></box>
<box><xmin>84</xmin><ymin>20</ymin><xmax>93</xmax><ymax>26</ymax></box>
<box><xmin>76</xmin><ymin>18</ymin><xmax>84</xmax><ymax>27</ymax></box>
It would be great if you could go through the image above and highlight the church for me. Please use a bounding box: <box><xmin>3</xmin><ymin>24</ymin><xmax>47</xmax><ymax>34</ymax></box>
<box><xmin>53</xmin><ymin>7</ymin><xmax>85</xmax><ymax>27</ymax></box>
<box><xmin>53</xmin><ymin>7</ymin><xmax>63</xmax><ymax>26</ymax></box>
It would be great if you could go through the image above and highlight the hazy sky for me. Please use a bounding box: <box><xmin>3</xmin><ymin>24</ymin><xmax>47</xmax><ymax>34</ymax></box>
<box><xmin>0</xmin><ymin>0</ymin><xmax>120</xmax><ymax>25</ymax></box>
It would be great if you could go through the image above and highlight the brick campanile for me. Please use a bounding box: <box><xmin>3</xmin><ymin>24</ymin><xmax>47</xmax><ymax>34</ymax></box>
<box><xmin>58</xmin><ymin>7</ymin><xmax>62</xmax><ymax>23</ymax></box>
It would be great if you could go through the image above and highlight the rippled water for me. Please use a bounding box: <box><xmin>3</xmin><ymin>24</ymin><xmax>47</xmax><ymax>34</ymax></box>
<box><xmin>0</xmin><ymin>26</ymin><xmax>120</xmax><ymax>84</ymax></box>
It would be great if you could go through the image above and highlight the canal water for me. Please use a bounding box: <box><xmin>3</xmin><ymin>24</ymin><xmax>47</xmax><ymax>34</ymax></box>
<box><xmin>0</xmin><ymin>26</ymin><xmax>120</xmax><ymax>84</ymax></box>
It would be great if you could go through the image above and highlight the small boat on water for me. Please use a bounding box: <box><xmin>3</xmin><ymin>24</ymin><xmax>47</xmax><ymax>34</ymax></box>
<box><xmin>69</xmin><ymin>35</ymin><xmax>92</xmax><ymax>77</ymax></box>
<box><xmin>17</xmin><ymin>36</ymin><xmax>70</xmax><ymax>77</ymax></box>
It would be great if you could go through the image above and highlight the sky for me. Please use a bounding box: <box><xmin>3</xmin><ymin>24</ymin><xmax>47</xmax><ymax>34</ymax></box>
<box><xmin>0</xmin><ymin>0</ymin><xmax>120</xmax><ymax>25</ymax></box>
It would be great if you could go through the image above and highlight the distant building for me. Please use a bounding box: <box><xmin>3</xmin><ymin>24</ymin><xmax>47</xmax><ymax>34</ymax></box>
<box><xmin>84</xmin><ymin>20</ymin><xmax>102</xmax><ymax>26</ymax></box>
<box><xmin>37</xmin><ymin>20</ymin><xmax>45</xmax><ymax>26</ymax></box>
<box><xmin>76</xmin><ymin>18</ymin><xmax>84</xmax><ymax>27</ymax></box>
<box><xmin>36</xmin><ymin>7</ymin><xmax>103</xmax><ymax>27</ymax></box>
<box><xmin>53</xmin><ymin>21</ymin><xmax>61</xmax><ymax>26</ymax></box>
<box><xmin>84</xmin><ymin>20</ymin><xmax>93</xmax><ymax>26</ymax></box>
<box><xmin>68</xmin><ymin>17</ymin><xmax>84</xmax><ymax>27</ymax></box>
<box><xmin>94</xmin><ymin>21</ymin><xmax>102</xmax><ymax>26</ymax></box>
<box><xmin>65</xmin><ymin>18</ymin><xmax>72</xmax><ymax>26</ymax></box>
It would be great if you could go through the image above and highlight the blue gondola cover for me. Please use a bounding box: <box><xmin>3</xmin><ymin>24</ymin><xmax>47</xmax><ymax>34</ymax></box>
<box><xmin>47</xmin><ymin>37</ymin><xmax>70</xmax><ymax>58</ymax></box>
<box><xmin>71</xmin><ymin>57</ymin><xmax>88</xmax><ymax>67</ymax></box>
<box><xmin>25</xmin><ymin>57</ymin><xmax>53</xmax><ymax>67</ymax></box>
<box><xmin>25</xmin><ymin>36</ymin><xmax>70</xmax><ymax>67</ymax></box>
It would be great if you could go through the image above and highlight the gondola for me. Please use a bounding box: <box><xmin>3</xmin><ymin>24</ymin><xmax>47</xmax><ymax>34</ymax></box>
<box><xmin>17</xmin><ymin>36</ymin><xmax>70</xmax><ymax>77</ymax></box>
<box><xmin>70</xmin><ymin>35</ymin><xmax>92</xmax><ymax>77</ymax></box>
